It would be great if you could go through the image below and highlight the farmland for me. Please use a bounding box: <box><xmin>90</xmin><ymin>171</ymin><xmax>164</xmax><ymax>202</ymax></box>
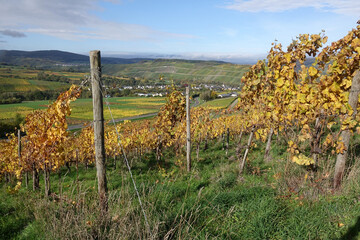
<box><xmin>0</xmin><ymin>90</ymin><xmax>235</xmax><ymax>131</ymax></box>
<box><xmin>199</xmin><ymin>96</ymin><xmax>236</xmax><ymax>109</ymax></box>
<box><xmin>0</xmin><ymin>65</ymin><xmax>84</xmax><ymax>93</ymax></box>
<box><xmin>0</xmin><ymin>96</ymin><xmax>166</xmax><ymax>124</ymax></box>
<box><xmin>102</xmin><ymin>59</ymin><xmax>250</xmax><ymax>85</ymax></box>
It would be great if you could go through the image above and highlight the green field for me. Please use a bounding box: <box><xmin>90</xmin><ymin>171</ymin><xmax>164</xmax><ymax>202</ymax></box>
<box><xmin>0</xmin><ymin>97</ymin><xmax>166</xmax><ymax>123</ymax></box>
<box><xmin>69</xmin><ymin>97</ymin><xmax>166</xmax><ymax>121</ymax></box>
<box><xmin>0</xmin><ymin>77</ymin><xmax>69</xmax><ymax>92</ymax></box>
<box><xmin>0</xmin><ymin>65</ymin><xmax>85</xmax><ymax>93</ymax></box>
<box><xmin>199</xmin><ymin>97</ymin><xmax>236</xmax><ymax>109</ymax></box>
<box><xmin>0</xmin><ymin>95</ymin><xmax>234</xmax><ymax>124</ymax></box>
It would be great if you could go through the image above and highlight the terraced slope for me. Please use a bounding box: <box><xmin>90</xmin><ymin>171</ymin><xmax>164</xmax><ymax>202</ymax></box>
<box><xmin>103</xmin><ymin>59</ymin><xmax>250</xmax><ymax>85</ymax></box>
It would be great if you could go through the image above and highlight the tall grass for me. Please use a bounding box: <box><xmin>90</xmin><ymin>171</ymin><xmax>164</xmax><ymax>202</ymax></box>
<box><xmin>1</xmin><ymin>136</ymin><xmax>360</xmax><ymax>239</ymax></box>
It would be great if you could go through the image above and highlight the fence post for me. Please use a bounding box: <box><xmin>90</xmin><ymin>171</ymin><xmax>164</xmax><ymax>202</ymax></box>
<box><xmin>186</xmin><ymin>86</ymin><xmax>191</xmax><ymax>172</ymax></box>
<box><xmin>90</xmin><ymin>50</ymin><xmax>108</xmax><ymax>213</ymax></box>
<box><xmin>239</xmin><ymin>125</ymin><xmax>255</xmax><ymax>175</ymax></box>
<box><xmin>334</xmin><ymin>70</ymin><xmax>360</xmax><ymax>189</ymax></box>
<box><xmin>18</xmin><ymin>129</ymin><xmax>21</xmax><ymax>166</ymax></box>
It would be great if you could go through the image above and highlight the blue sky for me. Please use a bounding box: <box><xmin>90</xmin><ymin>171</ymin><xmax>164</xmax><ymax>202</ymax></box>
<box><xmin>0</xmin><ymin>0</ymin><xmax>359</xmax><ymax>63</ymax></box>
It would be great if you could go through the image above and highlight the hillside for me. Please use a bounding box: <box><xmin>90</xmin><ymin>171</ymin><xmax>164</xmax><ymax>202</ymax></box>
<box><xmin>0</xmin><ymin>50</ymin><xmax>151</xmax><ymax>66</ymax></box>
<box><xmin>0</xmin><ymin>50</ymin><xmax>250</xmax><ymax>85</ymax></box>
<box><xmin>103</xmin><ymin>59</ymin><xmax>250</xmax><ymax>85</ymax></box>
<box><xmin>0</xmin><ymin>65</ymin><xmax>85</xmax><ymax>93</ymax></box>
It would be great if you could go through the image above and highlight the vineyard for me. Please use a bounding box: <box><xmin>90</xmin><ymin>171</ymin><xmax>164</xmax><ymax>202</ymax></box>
<box><xmin>1</xmin><ymin>24</ymin><xmax>360</xmax><ymax>239</ymax></box>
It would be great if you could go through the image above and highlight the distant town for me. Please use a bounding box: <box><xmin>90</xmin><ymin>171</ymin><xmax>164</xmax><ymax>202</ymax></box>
<box><xmin>101</xmin><ymin>83</ymin><xmax>241</xmax><ymax>98</ymax></box>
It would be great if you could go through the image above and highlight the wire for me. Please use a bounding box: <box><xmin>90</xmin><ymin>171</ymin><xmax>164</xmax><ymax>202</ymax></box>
<box><xmin>92</xmin><ymin>68</ymin><xmax>151</xmax><ymax>235</ymax></box>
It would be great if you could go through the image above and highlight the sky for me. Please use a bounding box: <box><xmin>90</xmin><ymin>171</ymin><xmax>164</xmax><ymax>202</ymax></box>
<box><xmin>0</xmin><ymin>0</ymin><xmax>359</xmax><ymax>63</ymax></box>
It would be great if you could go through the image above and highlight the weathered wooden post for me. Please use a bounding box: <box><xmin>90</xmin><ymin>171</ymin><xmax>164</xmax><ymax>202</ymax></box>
<box><xmin>90</xmin><ymin>50</ymin><xmax>108</xmax><ymax>212</ymax></box>
<box><xmin>17</xmin><ymin>129</ymin><xmax>28</xmax><ymax>188</ymax></box>
<box><xmin>264</xmin><ymin>128</ymin><xmax>274</xmax><ymax>162</ymax></box>
<box><xmin>186</xmin><ymin>86</ymin><xmax>191</xmax><ymax>172</ymax></box>
<box><xmin>18</xmin><ymin>129</ymin><xmax>21</xmax><ymax>165</ymax></box>
<box><xmin>239</xmin><ymin>125</ymin><xmax>255</xmax><ymax>175</ymax></box>
<box><xmin>334</xmin><ymin>70</ymin><xmax>360</xmax><ymax>189</ymax></box>
<box><xmin>226</xmin><ymin>127</ymin><xmax>230</xmax><ymax>156</ymax></box>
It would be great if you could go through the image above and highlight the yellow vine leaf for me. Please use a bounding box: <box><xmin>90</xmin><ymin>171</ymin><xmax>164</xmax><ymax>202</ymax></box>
<box><xmin>292</xmin><ymin>154</ymin><xmax>314</xmax><ymax>166</ymax></box>
<box><xmin>308</xmin><ymin>67</ymin><xmax>318</xmax><ymax>77</ymax></box>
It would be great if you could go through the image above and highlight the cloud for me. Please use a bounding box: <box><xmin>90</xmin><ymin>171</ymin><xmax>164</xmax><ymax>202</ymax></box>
<box><xmin>0</xmin><ymin>40</ymin><xmax>7</xmax><ymax>43</ymax></box>
<box><xmin>0</xmin><ymin>29</ymin><xmax>26</xmax><ymax>38</ymax></box>
<box><xmin>103</xmin><ymin>0</ymin><xmax>122</xmax><ymax>3</ymax></box>
<box><xmin>223</xmin><ymin>0</ymin><xmax>360</xmax><ymax>16</ymax></box>
<box><xmin>0</xmin><ymin>0</ymin><xmax>194</xmax><ymax>41</ymax></box>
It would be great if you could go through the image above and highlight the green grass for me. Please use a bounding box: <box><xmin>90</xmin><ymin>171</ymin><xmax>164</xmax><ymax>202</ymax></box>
<box><xmin>199</xmin><ymin>97</ymin><xmax>236</xmax><ymax>109</ymax></box>
<box><xmin>0</xmin><ymin>100</ymin><xmax>50</xmax><ymax>120</ymax></box>
<box><xmin>69</xmin><ymin>97</ymin><xmax>165</xmax><ymax>121</ymax></box>
<box><xmin>1</xmin><ymin>136</ymin><xmax>360</xmax><ymax>239</ymax></box>
<box><xmin>0</xmin><ymin>65</ymin><xmax>84</xmax><ymax>93</ymax></box>
<box><xmin>0</xmin><ymin>78</ymin><xmax>68</xmax><ymax>92</ymax></box>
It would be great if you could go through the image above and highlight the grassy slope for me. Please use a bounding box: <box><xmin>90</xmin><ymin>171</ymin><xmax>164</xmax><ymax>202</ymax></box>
<box><xmin>1</xmin><ymin>136</ymin><xmax>360</xmax><ymax>239</ymax></box>
<box><xmin>0</xmin><ymin>65</ymin><xmax>84</xmax><ymax>93</ymax></box>
<box><xmin>1</xmin><ymin>59</ymin><xmax>249</xmax><ymax>94</ymax></box>
<box><xmin>102</xmin><ymin>60</ymin><xmax>249</xmax><ymax>85</ymax></box>
<box><xmin>199</xmin><ymin>97</ymin><xmax>236</xmax><ymax>109</ymax></box>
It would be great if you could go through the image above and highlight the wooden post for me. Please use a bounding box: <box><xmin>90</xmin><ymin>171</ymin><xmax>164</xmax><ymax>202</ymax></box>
<box><xmin>334</xmin><ymin>70</ymin><xmax>360</xmax><ymax>189</ymax></box>
<box><xmin>226</xmin><ymin>128</ymin><xmax>230</xmax><ymax>156</ymax></box>
<box><xmin>156</xmin><ymin>135</ymin><xmax>161</xmax><ymax>161</ymax></box>
<box><xmin>204</xmin><ymin>133</ymin><xmax>208</xmax><ymax>151</ymax></box>
<box><xmin>196</xmin><ymin>133</ymin><xmax>201</xmax><ymax>161</ymax></box>
<box><xmin>90</xmin><ymin>50</ymin><xmax>108</xmax><ymax>212</ymax></box>
<box><xmin>236</xmin><ymin>131</ymin><xmax>244</xmax><ymax>159</ymax></box>
<box><xmin>17</xmin><ymin>129</ymin><xmax>23</xmax><ymax>185</ymax></box>
<box><xmin>312</xmin><ymin>117</ymin><xmax>322</xmax><ymax>166</ymax></box>
<box><xmin>239</xmin><ymin>126</ymin><xmax>255</xmax><ymax>175</ymax></box>
<box><xmin>32</xmin><ymin>164</ymin><xmax>39</xmax><ymax>191</ymax></box>
<box><xmin>186</xmin><ymin>86</ymin><xmax>191</xmax><ymax>172</ymax></box>
<box><xmin>25</xmin><ymin>172</ymin><xmax>28</xmax><ymax>189</ymax></box>
<box><xmin>18</xmin><ymin>129</ymin><xmax>21</xmax><ymax>165</ymax></box>
<box><xmin>264</xmin><ymin>128</ymin><xmax>274</xmax><ymax>162</ymax></box>
<box><xmin>44</xmin><ymin>164</ymin><xmax>50</xmax><ymax>197</ymax></box>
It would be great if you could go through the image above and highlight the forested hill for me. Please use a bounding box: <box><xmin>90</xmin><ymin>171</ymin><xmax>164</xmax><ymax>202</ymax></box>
<box><xmin>0</xmin><ymin>50</ymin><xmax>253</xmax><ymax>85</ymax></box>
<box><xmin>0</xmin><ymin>50</ymin><xmax>151</xmax><ymax>66</ymax></box>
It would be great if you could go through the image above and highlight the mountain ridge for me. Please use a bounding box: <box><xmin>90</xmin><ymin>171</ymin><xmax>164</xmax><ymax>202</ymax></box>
<box><xmin>0</xmin><ymin>50</ymin><xmax>153</xmax><ymax>66</ymax></box>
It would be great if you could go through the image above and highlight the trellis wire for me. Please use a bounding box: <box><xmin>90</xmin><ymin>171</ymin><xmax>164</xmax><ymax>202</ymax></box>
<box><xmin>91</xmin><ymin>68</ymin><xmax>151</xmax><ymax>234</ymax></box>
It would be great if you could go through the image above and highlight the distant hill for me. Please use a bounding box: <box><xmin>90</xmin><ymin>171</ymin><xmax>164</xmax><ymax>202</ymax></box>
<box><xmin>0</xmin><ymin>50</ymin><xmax>250</xmax><ymax>85</ymax></box>
<box><xmin>0</xmin><ymin>50</ymin><xmax>151</xmax><ymax>66</ymax></box>
<box><xmin>102</xmin><ymin>59</ymin><xmax>250</xmax><ymax>85</ymax></box>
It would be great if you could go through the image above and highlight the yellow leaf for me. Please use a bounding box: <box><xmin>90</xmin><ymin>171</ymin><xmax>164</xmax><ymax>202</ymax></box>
<box><xmin>276</xmin><ymin>78</ymin><xmax>284</xmax><ymax>87</ymax></box>
<box><xmin>323</xmin><ymin>36</ymin><xmax>328</xmax><ymax>44</ymax></box>
<box><xmin>292</xmin><ymin>154</ymin><xmax>314</xmax><ymax>166</ymax></box>
<box><xmin>284</xmin><ymin>53</ymin><xmax>291</xmax><ymax>63</ymax></box>
<box><xmin>308</xmin><ymin>67</ymin><xmax>318</xmax><ymax>77</ymax></box>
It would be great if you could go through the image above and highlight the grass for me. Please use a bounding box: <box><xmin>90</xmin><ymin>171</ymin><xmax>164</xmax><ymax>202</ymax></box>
<box><xmin>64</xmin><ymin>97</ymin><xmax>165</xmax><ymax>121</ymax></box>
<box><xmin>0</xmin><ymin>65</ymin><xmax>85</xmax><ymax>93</ymax></box>
<box><xmin>0</xmin><ymin>78</ymin><xmax>68</xmax><ymax>92</ymax></box>
<box><xmin>1</xmin><ymin>135</ymin><xmax>360</xmax><ymax>239</ymax></box>
<box><xmin>0</xmin><ymin>100</ymin><xmax>50</xmax><ymax>120</ymax></box>
<box><xmin>199</xmin><ymin>97</ymin><xmax>236</xmax><ymax>109</ymax></box>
